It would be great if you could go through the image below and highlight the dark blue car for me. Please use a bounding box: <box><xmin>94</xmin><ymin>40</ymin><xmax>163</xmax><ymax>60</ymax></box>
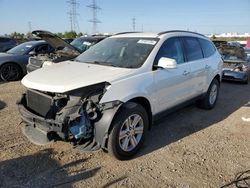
<box><xmin>0</xmin><ymin>40</ymin><xmax>54</xmax><ymax>81</ymax></box>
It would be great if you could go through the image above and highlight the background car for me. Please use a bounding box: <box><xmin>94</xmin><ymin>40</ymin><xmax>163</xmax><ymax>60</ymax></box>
<box><xmin>0</xmin><ymin>41</ymin><xmax>54</xmax><ymax>81</ymax></box>
<box><xmin>27</xmin><ymin>30</ymin><xmax>108</xmax><ymax>72</ymax></box>
<box><xmin>63</xmin><ymin>38</ymin><xmax>74</xmax><ymax>44</ymax></box>
<box><xmin>0</xmin><ymin>37</ymin><xmax>17</xmax><ymax>52</ymax></box>
<box><xmin>220</xmin><ymin>42</ymin><xmax>249</xmax><ymax>83</ymax></box>
<box><xmin>70</xmin><ymin>35</ymin><xmax>107</xmax><ymax>53</ymax></box>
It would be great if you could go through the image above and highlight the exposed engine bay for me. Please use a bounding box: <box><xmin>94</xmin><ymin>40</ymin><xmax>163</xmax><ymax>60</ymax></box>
<box><xmin>27</xmin><ymin>49</ymin><xmax>80</xmax><ymax>73</ymax></box>
<box><xmin>17</xmin><ymin>82</ymin><xmax>122</xmax><ymax>150</ymax></box>
<box><xmin>223</xmin><ymin>61</ymin><xmax>248</xmax><ymax>72</ymax></box>
<box><xmin>33</xmin><ymin>49</ymin><xmax>79</xmax><ymax>64</ymax></box>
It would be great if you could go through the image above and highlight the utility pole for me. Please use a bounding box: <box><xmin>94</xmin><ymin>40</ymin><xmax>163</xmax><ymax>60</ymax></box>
<box><xmin>67</xmin><ymin>0</ymin><xmax>80</xmax><ymax>32</ymax></box>
<box><xmin>132</xmin><ymin>17</ymin><xmax>136</xmax><ymax>31</ymax></box>
<box><xmin>87</xmin><ymin>0</ymin><xmax>101</xmax><ymax>34</ymax></box>
<box><xmin>28</xmin><ymin>21</ymin><xmax>32</xmax><ymax>33</ymax></box>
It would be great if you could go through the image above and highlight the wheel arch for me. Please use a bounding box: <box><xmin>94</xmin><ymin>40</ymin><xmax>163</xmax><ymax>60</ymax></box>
<box><xmin>0</xmin><ymin>61</ymin><xmax>24</xmax><ymax>76</ymax></box>
<box><xmin>101</xmin><ymin>96</ymin><xmax>153</xmax><ymax>150</ymax></box>
<box><xmin>108</xmin><ymin>97</ymin><xmax>153</xmax><ymax>133</ymax></box>
<box><xmin>214</xmin><ymin>74</ymin><xmax>221</xmax><ymax>86</ymax></box>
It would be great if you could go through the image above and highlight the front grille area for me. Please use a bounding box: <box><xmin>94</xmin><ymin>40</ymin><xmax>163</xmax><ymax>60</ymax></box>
<box><xmin>29</xmin><ymin>57</ymin><xmax>44</xmax><ymax>67</ymax></box>
<box><xmin>26</xmin><ymin>90</ymin><xmax>53</xmax><ymax>117</ymax></box>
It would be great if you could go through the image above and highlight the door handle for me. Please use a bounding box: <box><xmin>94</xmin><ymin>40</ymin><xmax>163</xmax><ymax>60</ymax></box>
<box><xmin>183</xmin><ymin>70</ymin><xmax>190</xmax><ymax>76</ymax></box>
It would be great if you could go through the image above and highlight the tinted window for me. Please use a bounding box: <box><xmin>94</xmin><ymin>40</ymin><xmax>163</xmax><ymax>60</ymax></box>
<box><xmin>198</xmin><ymin>38</ymin><xmax>216</xmax><ymax>58</ymax></box>
<box><xmin>182</xmin><ymin>37</ymin><xmax>203</xmax><ymax>61</ymax></box>
<box><xmin>0</xmin><ymin>38</ymin><xmax>11</xmax><ymax>43</ymax></box>
<box><xmin>7</xmin><ymin>43</ymin><xmax>34</xmax><ymax>55</ymax></box>
<box><xmin>155</xmin><ymin>37</ymin><xmax>184</xmax><ymax>64</ymax></box>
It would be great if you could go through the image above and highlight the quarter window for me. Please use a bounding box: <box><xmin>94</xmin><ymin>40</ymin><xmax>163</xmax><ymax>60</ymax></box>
<box><xmin>155</xmin><ymin>37</ymin><xmax>184</xmax><ymax>64</ymax></box>
<box><xmin>182</xmin><ymin>37</ymin><xmax>203</xmax><ymax>61</ymax></box>
<box><xmin>198</xmin><ymin>38</ymin><xmax>216</xmax><ymax>58</ymax></box>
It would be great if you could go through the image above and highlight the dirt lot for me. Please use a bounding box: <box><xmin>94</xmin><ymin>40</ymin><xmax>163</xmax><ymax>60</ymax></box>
<box><xmin>0</xmin><ymin>81</ymin><xmax>250</xmax><ymax>188</ymax></box>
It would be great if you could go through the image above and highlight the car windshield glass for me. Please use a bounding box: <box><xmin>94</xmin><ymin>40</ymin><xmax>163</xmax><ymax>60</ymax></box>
<box><xmin>75</xmin><ymin>37</ymin><xmax>158</xmax><ymax>68</ymax></box>
<box><xmin>71</xmin><ymin>38</ymin><xmax>95</xmax><ymax>53</ymax></box>
<box><xmin>7</xmin><ymin>43</ymin><xmax>33</xmax><ymax>55</ymax></box>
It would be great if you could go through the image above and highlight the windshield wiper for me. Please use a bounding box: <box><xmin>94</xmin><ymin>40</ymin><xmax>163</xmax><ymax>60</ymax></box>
<box><xmin>85</xmin><ymin>61</ymin><xmax>118</xmax><ymax>67</ymax></box>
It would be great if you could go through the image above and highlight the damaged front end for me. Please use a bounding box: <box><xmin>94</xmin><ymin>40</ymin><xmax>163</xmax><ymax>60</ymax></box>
<box><xmin>220</xmin><ymin>43</ymin><xmax>250</xmax><ymax>83</ymax></box>
<box><xmin>17</xmin><ymin>82</ymin><xmax>122</xmax><ymax>151</ymax></box>
<box><xmin>222</xmin><ymin>61</ymin><xmax>249</xmax><ymax>82</ymax></box>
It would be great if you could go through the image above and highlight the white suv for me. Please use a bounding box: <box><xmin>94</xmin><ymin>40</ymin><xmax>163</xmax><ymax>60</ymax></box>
<box><xmin>18</xmin><ymin>31</ymin><xmax>223</xmax><ymax>160</ymax></box>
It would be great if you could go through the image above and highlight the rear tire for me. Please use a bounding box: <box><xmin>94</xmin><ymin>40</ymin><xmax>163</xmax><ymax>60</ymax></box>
<box><xmin>198</xmin><ymin>79</ymin><xmax>219</xmax><ymax>110</ymax></box>
<box><xmin>0</xmin><ymin>63</ymin><xmax>22</xmax><ymax>81</ymax></box>
<box><xmin>107</xmin><ymin>102</ymin><xmax>149</xmax><ymax>160</ymax></box>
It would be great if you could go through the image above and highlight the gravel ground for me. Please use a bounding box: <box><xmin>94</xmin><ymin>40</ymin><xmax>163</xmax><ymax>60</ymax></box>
<box><xmin>0</xmin><ymin>81</ymin><xmax>250</xmax><ymax>188</ymax></box>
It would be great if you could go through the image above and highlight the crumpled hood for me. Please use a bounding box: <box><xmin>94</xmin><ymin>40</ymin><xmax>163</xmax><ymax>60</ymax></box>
<box><xmin>22</xmin><ymin>61</ymin><xmax>134</xmax><ymax>93</ymax></box>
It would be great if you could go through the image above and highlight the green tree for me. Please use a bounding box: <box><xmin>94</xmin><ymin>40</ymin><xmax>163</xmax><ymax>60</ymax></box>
<box><xmin>77</xmin><ymin>32</ymin><xmax>83</xmax><ymax>37</ymax></box>
<box><xmin>63</xmin><ymin>31</ymin><xmax>77</xmax><ymax>38</ymax></box>
<box><xmin>10</xmin><ymin>32</ymin><xmax>25</xmax><ymax>40</ymax></box>
<box><xmin>56</xmin><ymin>32</ymin><xmax>64</xmax><ymax>38</ymax></box>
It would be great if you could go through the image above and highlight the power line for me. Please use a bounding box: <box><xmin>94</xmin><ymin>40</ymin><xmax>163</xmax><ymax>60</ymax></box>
<box><xmin>67</xmin><ymin>0</ymin><xmax>80</xmax><ymax>32</ymax></box>
<box><xmin>87</xmin><ymin>0</ymin><xmax>101</xmax><ymax>34</ymax></box>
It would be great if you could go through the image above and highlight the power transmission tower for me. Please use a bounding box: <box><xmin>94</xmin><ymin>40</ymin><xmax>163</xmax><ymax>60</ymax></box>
<box><xmin>67</xmin><ymin>0</ymin><xmax>80</xmax><ymax>32</ymax></box>
<box><xmin>87</xmin><ymin>0</ymin><xmax>101</xmax><ymax>34</ymax></box>
<box><xmin>132</xmin><ymin>17</ymin><xmax>136</xmax><ymax>31</ymax></box>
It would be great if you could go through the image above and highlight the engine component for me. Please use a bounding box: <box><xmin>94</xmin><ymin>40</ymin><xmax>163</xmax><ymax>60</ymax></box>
<box><xmin>69</xmin><ymin>107</ymin><xmax>92</xmax><ymax>139</ymax></box>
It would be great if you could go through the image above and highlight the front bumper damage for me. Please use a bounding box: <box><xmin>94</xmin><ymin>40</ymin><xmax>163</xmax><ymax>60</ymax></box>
<box><xmin>17</xmin><ymin>85</ymin><xmax>122</xmax><ymax>151</ymax></box>
<box><xmin>222</xmin><ymin>60</ymin><xmax>249</xmax><ymax>82</ymax></box>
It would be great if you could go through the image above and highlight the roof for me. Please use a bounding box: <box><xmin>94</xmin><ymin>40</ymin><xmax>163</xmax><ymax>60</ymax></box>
<box><xmin>111</xmin><ymin>32</ymin><xmax>159</xmax><ymax>38</ymax></box>
<box><xmin>111</xmin><ymin>30</ymin><xmax>207</xmax><ymax>39</ymax></box>
<box><xmin>21</xmin><ymin>40</ymin><xmax>47</xmax><ymax>45</ymax></box>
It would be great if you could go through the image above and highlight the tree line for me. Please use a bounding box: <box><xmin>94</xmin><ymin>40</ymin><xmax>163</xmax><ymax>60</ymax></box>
<box><xmin>7</xmin><ymin>31</ymin><xmax>86</xmax><ymax>40</ymax></box>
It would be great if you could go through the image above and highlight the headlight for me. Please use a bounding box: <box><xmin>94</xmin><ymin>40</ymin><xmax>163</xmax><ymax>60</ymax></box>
<box><xmin>42</xmin><ymin>61</ymin><xmax>54</xmax><ymax>67</ymax></box>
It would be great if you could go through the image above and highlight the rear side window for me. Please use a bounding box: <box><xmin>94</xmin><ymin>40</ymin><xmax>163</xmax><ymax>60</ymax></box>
<box><xmin>198</xmin><ymin>38</ymin><xmax>216</xmax><ymax>58</ymax></box>
<box><xmin>155</xmin><ymin>37</ymin><xmax>184</xmax><ymax>64</ymax></box>
<box><xmin>182</xmin><ymin>37</ymin><xmax>203</xmax><ymax>61</ymax></box>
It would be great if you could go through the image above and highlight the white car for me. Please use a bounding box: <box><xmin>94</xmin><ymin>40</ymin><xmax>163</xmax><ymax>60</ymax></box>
<box><xmin>18</xmin><ymin>31</ymin><xmax>223</xmax><ymax>160</ymax></box>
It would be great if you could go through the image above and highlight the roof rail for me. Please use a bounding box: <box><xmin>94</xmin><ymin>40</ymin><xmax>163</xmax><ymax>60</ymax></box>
<box><xmin>158</xmin><ymin>30</ymin><xmax>206</xmax><ymax>37</ymax></box>
<box><xmin>114</xmin><ymin>31</ymin><xmax>141</xmax><ymax>36</ymax></box>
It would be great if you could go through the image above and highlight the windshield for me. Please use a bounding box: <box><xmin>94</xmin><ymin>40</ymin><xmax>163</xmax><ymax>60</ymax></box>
<box><xmin>75</xmin><ymin>37</ymin><xmax>158</xmax><ymax>68</ymax></box>
<box><xmin>71</xmin><ymin>38</ymin><xmax>96</xmax><ymax>53</ymax></box>
<box><xmin>7</xmin><ymin>43</ymin><xmax>33</xmax><ymax>55</ymax></box>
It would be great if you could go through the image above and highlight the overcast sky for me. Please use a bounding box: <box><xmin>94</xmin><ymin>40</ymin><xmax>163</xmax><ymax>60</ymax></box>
<box><xmin>0</xmin><ymin>0</ymin><xmax>249</xmax><ymax>35</ymax></box>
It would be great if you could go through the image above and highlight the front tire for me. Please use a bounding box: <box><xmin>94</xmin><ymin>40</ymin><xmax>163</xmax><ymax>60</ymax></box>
<box><xmin>198</xmin><ymin>79</ymin><xmax>219</xmax><ymax>110</ymax></box>
<box><xmin>0</xmin><ymin>63</ymin><xmax>22</xmax><ymax>81</ymax></box>
<box><xmin>107</xmin><ymin>102</ymin><xmax>149</xmax><ymax>160</ymax></box>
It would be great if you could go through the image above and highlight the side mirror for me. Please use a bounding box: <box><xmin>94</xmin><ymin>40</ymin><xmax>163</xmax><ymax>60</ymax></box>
<box><xmin>28</xmin><ymin>51</ymin><xmax>36</xmax><ymax>56</ymax></box>
<box><xmin>157</xmin><ymin>57</ymin><xmax>177</xmax><ymax>69</ymax></box>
